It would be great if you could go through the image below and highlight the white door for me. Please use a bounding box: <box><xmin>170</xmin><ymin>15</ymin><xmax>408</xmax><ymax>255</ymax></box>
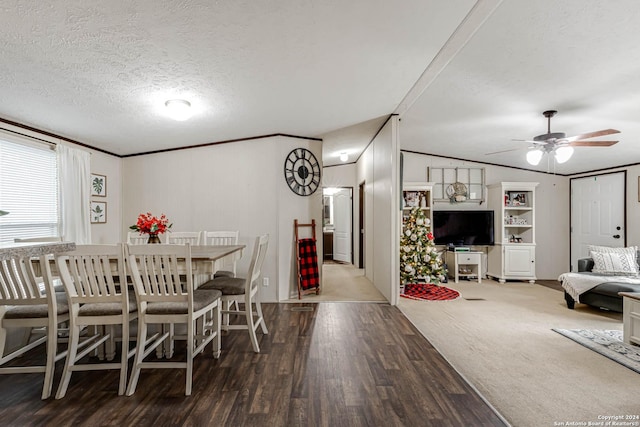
<box><xmin>333</xmin><ymin>188</ymin><xmax>352</xmax><ymax>263</ymax></box>
<box><xmin>570</xmin><ymin>172</ymin><xmax>625</xmax><ymax>271</ymax></box>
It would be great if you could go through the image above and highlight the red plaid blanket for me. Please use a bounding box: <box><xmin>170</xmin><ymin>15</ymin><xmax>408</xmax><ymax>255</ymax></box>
<box><xmin>298</xmin><ymin>238</ymin><xmax>319</xmax><ymax>290</ymax></box>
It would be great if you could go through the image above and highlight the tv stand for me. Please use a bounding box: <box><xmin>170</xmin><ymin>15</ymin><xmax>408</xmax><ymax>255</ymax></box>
<box><xmin>446</xmin><ymin>251</ymin><xmax>482</xmax><ymax>283</ymax></box>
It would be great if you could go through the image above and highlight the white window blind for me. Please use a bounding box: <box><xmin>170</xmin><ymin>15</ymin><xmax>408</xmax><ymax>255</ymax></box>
<box><xmin>0</xmin><ymin>137</ymin><xmax>59</xmax><ymax>245</ymax></box>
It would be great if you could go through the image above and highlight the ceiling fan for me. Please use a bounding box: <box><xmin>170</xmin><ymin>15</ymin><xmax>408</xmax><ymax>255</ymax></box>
<box><xmin>488</xmin><ymin>110</ymin><xmax>620</xmax><ymax>165</ymax></box>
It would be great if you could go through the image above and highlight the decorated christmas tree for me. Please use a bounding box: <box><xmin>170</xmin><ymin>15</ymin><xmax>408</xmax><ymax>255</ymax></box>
<box><xmin>400</xmin><ymin>207</ymin><xmax>447</xmax><ymax>285</ymax></box>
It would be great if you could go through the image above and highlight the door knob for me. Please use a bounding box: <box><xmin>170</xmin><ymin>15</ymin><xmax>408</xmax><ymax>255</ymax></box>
<box><xmin>613</xmin><ymin>234</ymin><xmax>621</xmax><ymax>239</ymax></box>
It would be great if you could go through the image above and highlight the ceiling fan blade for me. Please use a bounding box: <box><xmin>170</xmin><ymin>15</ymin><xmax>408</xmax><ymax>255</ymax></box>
<box><xmin>562</xmin><ymin>129</ymin><xmax>620</xmax><ymax>142</ymax></box>
<box><xmin>485</xmin><ymin>147</ymin><xmax>524</xmax><ymax>155</ymax></box>
<box><xmin>567</xmin><ymin>140</ymin><xmax>618</xmax><ymax>147</ymax></box>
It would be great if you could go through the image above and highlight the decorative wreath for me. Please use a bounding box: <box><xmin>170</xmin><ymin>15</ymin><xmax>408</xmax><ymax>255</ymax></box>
<box><xmin>446</xmin><ymin>182</ymin><xmax>468</xmax><ymax>203</ymax></box>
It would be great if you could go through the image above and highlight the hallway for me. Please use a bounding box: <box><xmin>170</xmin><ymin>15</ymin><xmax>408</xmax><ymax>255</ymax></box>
<box><xmin>289</xmin><ymin>262</ymin><xmax>386</xmax><ymax>302</ymax></box>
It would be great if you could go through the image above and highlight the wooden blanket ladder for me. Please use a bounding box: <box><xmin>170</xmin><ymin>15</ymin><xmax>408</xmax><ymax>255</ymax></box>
<box><xmin>294</xmin><ymin>219</ymin><xmax>320</xmax><ymax>299</ymax></box>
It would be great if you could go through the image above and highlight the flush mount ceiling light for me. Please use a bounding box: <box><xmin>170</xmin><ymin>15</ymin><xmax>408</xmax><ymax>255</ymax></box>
<box><xmin>165</xmin><ymin>99</ymin><xmax>192</xmax><ymax>121</ymax></box>
<box><xmin>339</xmin><ymin>152</ymin><xmax>348</xmax><ymax>162</ymax></box>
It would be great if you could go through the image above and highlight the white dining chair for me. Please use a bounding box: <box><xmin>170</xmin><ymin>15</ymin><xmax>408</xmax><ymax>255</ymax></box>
<box><xmin>166</xmin><ymin>232</ymin><xmax>201</xmax><ymax>245</ymax></box>
<box><xmin>0</xmin><ymin>253</ymin><xmax>69</xmax><ymax>399</ymax></box>
<box><xmin>200</xmin><ymin>231</ymin><xmax>240</xmax><ymax>278</ymax></box>
<box><xmin>127</xmin><ymin>231</ymin><xmax>148</xmax><ymax>245</ymax></box>
<box><xmin>54</xmin><ymin>244</ymin><xmax>137</xmax><ymax>398</ymax></box>
<box><xmin>199</xmin><ymin>234</ymin><xmax>269</xmax><ymax>353</ymax></box>
<box><xmin>125</xmin><ymin>243</ymin><xmax>221</xmax><ymax>396</ymax></box>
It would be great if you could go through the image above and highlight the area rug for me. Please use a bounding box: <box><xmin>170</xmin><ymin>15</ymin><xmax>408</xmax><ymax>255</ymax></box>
<box><xmin>401</xmin><ymin>283</ymin><xmax>460</xmax><ymax>301</ymax></box>
<box><xmin>552</xmin><ymin>329</ymin><xmax>640</xmax><ymax>374</ymax></box>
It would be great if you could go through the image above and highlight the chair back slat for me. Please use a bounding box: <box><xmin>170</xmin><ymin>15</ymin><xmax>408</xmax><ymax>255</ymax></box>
<box><xmin>127</xmin><ymin>232</ymin><xmax>149</xmax><ymax>245</ymax></box>
<box><xmin>126</xmin><ymin>244</ymin><xmax>192</xmax><ymax>304</ymax></box>
<box><xmin>56</xmin><ymin>244</ymin><xmax>125</xmax><ymax>304</ymax></box>
<box><xmin>167</xmin><ymin>232</ymin><xmax>201</xmax><ymax>245</ymax></box>
<box><xmin>247</xmin><ymin>235</ymin><xmax>269</xmax><ymax>297</ymax></box>
<box><xmin>0</xmin><ymin>256</ymin><xmax>50</xmax><ymax>304</ymax></box>
<box><xmin>201</xmin><ymin>231</ymin><xmax>239</xmax><ymax>246</ymax></box>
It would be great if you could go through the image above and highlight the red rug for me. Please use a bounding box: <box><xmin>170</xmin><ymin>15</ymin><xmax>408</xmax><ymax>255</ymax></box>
<box><xmin>401</xmin><ymin>283</ymin><xmax>460</xmax><ymax>301</ymax></box>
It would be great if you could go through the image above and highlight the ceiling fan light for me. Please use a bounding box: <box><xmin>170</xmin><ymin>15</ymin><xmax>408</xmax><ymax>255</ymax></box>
<box><xmin>555</xmin><ymin>146</ymin><xmax>574</xmax><ymax>164</ymax></box>
<box><xmin>526</xmin><ymin>149</ymin><xmax>543</xmax><ymax>166</ymax></box>
<box><xmin>165</xmin><ymin>99</ymin><xmax>192</xmax><ymax>121</ymax></box>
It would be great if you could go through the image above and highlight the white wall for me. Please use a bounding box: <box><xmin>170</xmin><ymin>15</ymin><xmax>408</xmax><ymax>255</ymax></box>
<box><xmin>89</xmin><ymin>150</ymin><xmax>122</xmax><ymax>243</ymax></box>
<box><xmin>402</xmin><ymin>152</ymin><xmax>569</xmax><ymax>279</ymax></box>
<box><xmin>356</xmin><ymin>117</ymin><xmax>400</xmax><ymax>302</ymax></box>
<box><xmin>122</xmin><ymin>135</ymin><xmax>321</xmax><ymax>302</ymax></box>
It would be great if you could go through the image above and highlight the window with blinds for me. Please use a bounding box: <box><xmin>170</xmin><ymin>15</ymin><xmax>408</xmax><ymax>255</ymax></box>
<box><xmin>0</xmin><ymin>137</ymin><xmax>59</xmax><ymax>245</ymax></box>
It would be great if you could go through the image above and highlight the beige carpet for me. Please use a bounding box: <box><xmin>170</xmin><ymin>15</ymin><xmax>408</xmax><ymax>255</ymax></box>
<box><xmin>399</xmin><ymin>279</ymin><xmax>640</xmax><ymax>427</ymax></box>
<box><xmin>287</xmin><ymin>263</ymin><xmax>386</xmax><ymax>302</ymax></box>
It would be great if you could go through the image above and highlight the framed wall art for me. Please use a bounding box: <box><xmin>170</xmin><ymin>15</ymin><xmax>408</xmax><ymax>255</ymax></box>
<box><xmin>90</xmin><ymin>201</ymin><xmax>107</xmax><ymax>224</ymax></box>
<box><xmin>91</xmin><ymin>173</ymin><xmax>107</xmax><ymax>197</ymax></box>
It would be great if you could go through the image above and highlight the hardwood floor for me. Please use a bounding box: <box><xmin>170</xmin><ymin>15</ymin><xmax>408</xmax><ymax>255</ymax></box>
<box><xmin>0</xmin><ymin>303</ymin><xmax>505</xmax><ymax>426</ymax></box>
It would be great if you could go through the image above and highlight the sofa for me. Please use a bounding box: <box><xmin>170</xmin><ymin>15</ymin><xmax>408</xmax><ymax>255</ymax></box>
<box><xmin>564</xmin><ymin>257</ymin><xmax>640</xmax><ymax>312</ymax></box>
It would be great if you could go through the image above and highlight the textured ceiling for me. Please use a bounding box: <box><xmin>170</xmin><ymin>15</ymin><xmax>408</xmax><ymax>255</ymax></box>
<box><xmin>0</xmin><ymin>0</ymin><xmax>474</xmax><ymax>166</ymax></box>
<box><xmin>1</xmin><ymin>1</ymin><xmax>637</xmax><ymax>173</ymax></box>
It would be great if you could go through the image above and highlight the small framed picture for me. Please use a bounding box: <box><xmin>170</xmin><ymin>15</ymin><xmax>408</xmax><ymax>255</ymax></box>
<box><xmin>91</xmin><ymin>173</ymin><xmax>107</xmax><ymax>197</ymax></box>
<box><xmin>510</xmin><ymin>192</ymin><xmax>526</xmax><ymax>206</ymax></box>
<box><xmin>90</xmin><ymin>201</ymin><xmax>107</xmax><ymax>224</ymax></box>
<box><xmin>404</xmin><ymin>191</ymin><xmax>418</xmax><ymax>207</ymax></box>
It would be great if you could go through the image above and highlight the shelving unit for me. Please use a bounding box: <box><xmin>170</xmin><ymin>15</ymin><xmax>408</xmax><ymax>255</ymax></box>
<box><xmin>486</xmin><ymin>182</ymin><xmax>539</xmax><ymax>283</ymax></box>
<box><xmin>401</xmin><ymin>182</ymin><xmax>433</xmax><ymax>225</ymax></box>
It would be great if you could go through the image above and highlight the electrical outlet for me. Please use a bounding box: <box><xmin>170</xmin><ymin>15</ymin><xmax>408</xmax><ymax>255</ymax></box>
<box><xmin>263</xmin><ymin>277</ymin><xmax>269</xmax><ymax>287</ymax></box>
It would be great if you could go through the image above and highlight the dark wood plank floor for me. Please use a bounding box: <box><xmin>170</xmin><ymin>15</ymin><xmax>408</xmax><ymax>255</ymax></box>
<box><xmin>0</xmin><ymin>303</ymin><xmax>505</xmax><ymax>426</ymax></box>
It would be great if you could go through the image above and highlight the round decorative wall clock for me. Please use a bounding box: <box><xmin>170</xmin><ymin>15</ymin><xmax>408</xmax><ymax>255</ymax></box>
<box><xmin>284</xmin><ymin>148</ymin><xmax>321</xmax><ymax>196</ymax></box>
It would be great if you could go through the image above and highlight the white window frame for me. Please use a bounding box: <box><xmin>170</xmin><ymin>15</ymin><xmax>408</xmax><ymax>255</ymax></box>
<box><xmin>0</xmin><ymin>132</ymin><xmax>59</xmax><ymax>245</ymax></box>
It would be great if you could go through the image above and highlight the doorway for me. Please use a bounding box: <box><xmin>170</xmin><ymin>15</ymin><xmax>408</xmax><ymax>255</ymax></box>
<box><xmin>322</xmin><ymin>187</ymin><xmax>353</xmax><ymax>264</ymax></box>
<box><xmin>570</xmin><ymin>171</ymin><xmax>626</xmax><ymax>271</ymax></box>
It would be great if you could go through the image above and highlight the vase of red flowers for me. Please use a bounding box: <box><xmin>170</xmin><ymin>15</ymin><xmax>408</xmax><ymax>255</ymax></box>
<box><xmin>130</xmin><ymin>213</ymin><xmax>172</xmax><ymax>244</ymax></box>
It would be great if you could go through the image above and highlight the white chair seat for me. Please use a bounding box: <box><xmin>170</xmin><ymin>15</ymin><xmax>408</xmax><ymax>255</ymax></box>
<box><xmin>200</xmin><ymin>277</ymin><xmax>245</xmax><ymax>295</ymax></box>
<box><xmin>146</xmin><ymin>289</ymin><xmax>222</xmax><ymax>315</ymax></box>
<box><xmin>4</xmin><ymin>293</ymin><xmax>69</xmax><ymax>318</ymax></box>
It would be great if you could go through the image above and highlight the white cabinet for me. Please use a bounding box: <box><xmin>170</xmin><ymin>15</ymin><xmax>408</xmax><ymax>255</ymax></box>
<box><xmin>486</xmin><ymin>182</ymin><xmax>538</xmax><ymax>283</ymax></box>
<box><xmin>445</xmin><ymin>251</ymin><xmax>482</xmax><ymax>283</ymax></box>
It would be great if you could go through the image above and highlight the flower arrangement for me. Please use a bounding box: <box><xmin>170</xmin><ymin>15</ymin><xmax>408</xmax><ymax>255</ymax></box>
<box><xmin>129</xmin><ymin>212</ymin><xmax>172</xmax><ymax>236</ymax></box>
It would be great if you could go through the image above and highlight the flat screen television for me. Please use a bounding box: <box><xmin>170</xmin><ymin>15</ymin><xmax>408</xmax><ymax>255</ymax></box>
<box><xmin>433</xmin><ymin>210</ymin><xmax>495</xmax><ymax>246</ymax></box>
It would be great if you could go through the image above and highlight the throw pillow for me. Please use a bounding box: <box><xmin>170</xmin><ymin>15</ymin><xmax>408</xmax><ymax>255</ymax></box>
<box><xmin>590</xmin><ymin>249</ymin><xmax>639</xmax><ymax>276</ymax></box>
<box><xmin>587</xmin><ymin>245</ymin><xmax>638</xmax><ymax>254</ymax></box>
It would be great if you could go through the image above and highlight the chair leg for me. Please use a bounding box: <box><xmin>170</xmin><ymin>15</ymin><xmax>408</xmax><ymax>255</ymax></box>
<box><xmin>126</xmin><ymin>320</ymin><xmax>147</xmax><ymax>396</ymax></box>
<box><xmin>42</xmin><ymin>322</ymin><xmax>58</xmax><ymax>400</ymax></box>
<box><xmin>55</xmin><ymin>324</ymin><xmax>81</xmax><ymax>399</ymax></box>
<box><xmin>255</xmin><ymin>300</ymin><xmax>268</xmax><ymax>335</ymax></box>
<box><xmin>118</xmin><ymin>320</ymin><xmax>130</xmax><ymax>395</ymax></box>
<box><xmin>106</xmin><ymin>325</ymin><xmax>116</xmax><ymax>361</ymax></box>
<box><xmin>168</xmin><ymin>323</ymin><xmax>175</xmax><ymax>358</ymax></box>
<box><xmin>212</xmin><ymin>302</ymin><xmax>221</xmax><ymax>359</ymax></box>
<box><xmin>246</xmin><ymin>302</ymin><xmax>260</xmax><ymax>353</ymax></box>
<box><xmin>186</xmin><ymin>321</ymin><xmax>193</xmax><ymax>396</ymax></box>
